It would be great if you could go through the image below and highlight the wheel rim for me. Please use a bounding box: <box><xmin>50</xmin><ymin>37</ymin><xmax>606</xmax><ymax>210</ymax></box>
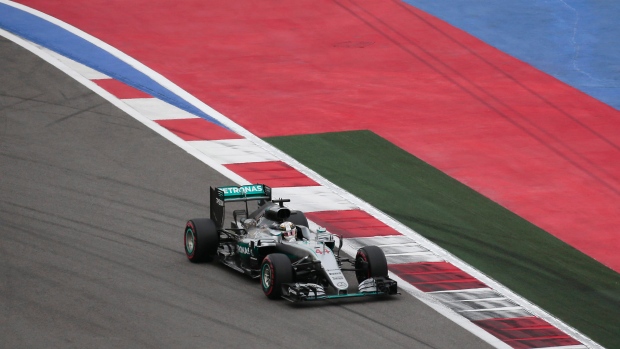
<box><xmin>355</xmin><ymin>252</ymin><xmax>369</xmax><ymax>281</ymax></box>
<box><xmin>185</xmin><ymin>228</ymin><xmax>195</xmax><ymax>254</ymax></box>
<box><xmin>262</xmin><ymin>263</ymin><xmax>272</xmax><ymax>290</ymax></box>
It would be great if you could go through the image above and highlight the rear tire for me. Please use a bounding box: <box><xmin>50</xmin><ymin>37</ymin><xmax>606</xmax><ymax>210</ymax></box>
<box><xmin>260</xmin><ymin>253</ymin><xmax>293</xmax><ymax>299</ymax></box>
<box><xmin>184</xmin><ymin>218</ymin><xmax>218</xmax><ymax>263</ymax></box>
<box><xmin>355</xmin><ymin>246</ymin><xmax>388</xmax><ymax>283</ymax></box>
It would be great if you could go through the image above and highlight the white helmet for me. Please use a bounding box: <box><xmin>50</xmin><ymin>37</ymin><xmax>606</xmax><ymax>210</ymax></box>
<box><xmin>279</xmin><ymin>221</ymin><xmax>297</xmax><ymax>241</ymax></box>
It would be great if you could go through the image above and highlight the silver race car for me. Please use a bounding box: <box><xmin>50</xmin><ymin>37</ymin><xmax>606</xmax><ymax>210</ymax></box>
<box><xmin>183</xmin><ymin>184</ymin><xmax>398</xmax><ymax>302</ymax></box>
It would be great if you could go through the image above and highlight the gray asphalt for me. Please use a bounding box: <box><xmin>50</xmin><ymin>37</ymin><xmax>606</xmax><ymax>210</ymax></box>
<box><xmin>0</xmin><ymin>36</ymin><xmax>494</xmax><ymax>349</ymax></box>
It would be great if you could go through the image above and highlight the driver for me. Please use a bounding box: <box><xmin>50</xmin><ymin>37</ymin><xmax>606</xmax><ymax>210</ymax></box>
<box><xmin>279</xmin><ymin>221</ymin><xmax>297</xmax><ymax>242</ymax></box>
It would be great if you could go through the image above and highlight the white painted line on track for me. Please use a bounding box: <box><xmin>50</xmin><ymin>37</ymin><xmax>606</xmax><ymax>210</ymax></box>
<box><xmin>459</xmin><ymin>306</ymin><xmax>525</xmax><ymax>313</ymax></box>
<box><xmin>429</xmin><ymin>287</ymin><xmax>496</xmax><ymax>294</ymax></box>
<box><xmin>461</xmin><ymin>298</ymin><xmax>509</xmax><ymax>303</ymax></box>
<box><xmin>448</xmin><ymin>297</ymin><xmax>507</xmax><ymax>303</ymax></box>
<box><xmin>345</xmin><ymin>236</ymin><xmax>441</xmax><ymax>263</ymax></box>
<box><xmin>458</xmin><ymin>309</ymin><xmax>533</xmax><ymax>321</ymax></box>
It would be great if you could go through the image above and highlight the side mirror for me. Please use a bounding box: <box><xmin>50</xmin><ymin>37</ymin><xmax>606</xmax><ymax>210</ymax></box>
<box><xmin>336</xmin><ymin>235</ymin><xmax>344</xmax><ymax>257</ymax></box>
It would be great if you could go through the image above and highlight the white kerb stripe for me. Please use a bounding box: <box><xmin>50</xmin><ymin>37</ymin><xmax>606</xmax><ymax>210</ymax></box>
<box><xmin>189</xmin><ymin>139</ymin><xmax>279</xmax><ymax>165</ymax></box>
<box><xmin>123</xmin><ymin>97</ymin><xmax>199</xmax><ymax>120</ymax></box>
<box><xmin>345</xmin><ymin>235</ymin><xmax>417</xmax><ymax>249</ymax></box>
<box><xmin>386</xmin><ymin>253</ymin><xmax>443</xmax><ymax>264</ymax></box>
<box><xmin>272</xmin><ymin>186</ymin><xmax>359</xmax><ymax>212</ymax></box>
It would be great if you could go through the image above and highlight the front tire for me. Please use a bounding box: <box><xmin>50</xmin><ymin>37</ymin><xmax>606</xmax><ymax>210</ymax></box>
<box><xmin>184</xmin><ymin>218</ymin><xmax>218</xmax><ymax>263</ymax></box>
<box><xmin>355</xmin><ymin>246</ymin><xmax>388</xmax><ymax>283</ymax></box>
<box><xmin>261</xmin><ymin>253</ymin><xmax>293</xmax><ymax>299</ymax></box>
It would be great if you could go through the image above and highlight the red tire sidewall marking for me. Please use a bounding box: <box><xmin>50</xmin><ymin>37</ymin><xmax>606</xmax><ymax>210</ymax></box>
<box><xmin>358</xmin><ymin>250</ymin><xmax>370</xmax><ymax>279</ymax></box>
<box><xmin>263</xmin><ymin>257</ymin><xmax>275</xmax><ymax>296</ymax></box>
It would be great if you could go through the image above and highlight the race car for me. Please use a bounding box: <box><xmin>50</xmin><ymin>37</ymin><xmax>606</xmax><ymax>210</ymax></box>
<box><xmin>183</xmin><ymin>184</ymin><xmax>398</xmax><ymax>302</ymax></box>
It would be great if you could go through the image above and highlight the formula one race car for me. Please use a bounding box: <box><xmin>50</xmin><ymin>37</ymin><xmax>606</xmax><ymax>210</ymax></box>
<box><xmin>183</xmin><ymin>184</ymin><xmax>398</xmax><ymax>302</ymax></box>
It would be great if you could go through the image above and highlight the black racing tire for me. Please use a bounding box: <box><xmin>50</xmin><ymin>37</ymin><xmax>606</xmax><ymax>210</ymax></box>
<box><xmin>355</xmin><ymin>245</ymin><xmax>388</xmax><ymax>283</ymax></box>
<box><xmin>260</xmin><ymin>253</ymin><xmax>293</xmax><ymax>299</ymax></box>
<box><xmin>184</xmin><ymin>218</ymin><xmax>218</xmax><ymax>263</ymax></box>
<box><xmin>289</xmin><ymin>210</ymin><xmax>309</xmax><ymax>228</ymax></box>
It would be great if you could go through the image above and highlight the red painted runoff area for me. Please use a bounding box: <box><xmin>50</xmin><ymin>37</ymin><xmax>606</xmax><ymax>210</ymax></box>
<box><xmin>390</xmin><ymin>262</ymin><xmax>487</xmax><ymax>292</ymax></box>
<box><xmin>224</xmin><ymin>161</ymin><xmax>318</xmax><ymax>188</ymax></box>
<box><xmin>93</xmin><ymin>78</ymin><xmax>151</xmax><ymax>99</ymax></box>
<box><xmin>155</xmin><ymin>118</ymin><xmax>242</xmax><ymax>141</ymax></box>
<box><xmin>473</xmin><ymin>317</ymin><xmax>581</xmax><ymax>349</ymax></box>
<box><xmin>306</xmin><ymin>210</ymin><xmax>399</xmax><ymax>238</ymax></box>
<box><xmin>17</xmin><ymin>0</ymin><xmax>620</xmax><ymax>271</ymax></box>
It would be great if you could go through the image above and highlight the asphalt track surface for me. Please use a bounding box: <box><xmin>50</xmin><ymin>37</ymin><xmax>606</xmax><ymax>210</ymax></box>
<box><xmin>0</xmin><ymin>38</ymin><xmax>495</xmax><ymax>349</ymax></box>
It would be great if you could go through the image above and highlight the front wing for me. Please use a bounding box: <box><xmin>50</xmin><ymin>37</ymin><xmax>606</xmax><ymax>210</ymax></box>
<box><xmin>281</xmin><ymin>277</ymin><xmax>398</xmax><ymax>302</ymax></box>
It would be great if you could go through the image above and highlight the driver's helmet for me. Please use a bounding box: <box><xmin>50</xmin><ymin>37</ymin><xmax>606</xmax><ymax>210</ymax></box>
<box><xmin>279</xmin><ymin>221</ymin><xmax>297</xmax><ymax>242</ymax></box>
<box><xmin>243</xmin><ymin>218</ymin><xmax>257</xmax><ymax>229</ymax></box>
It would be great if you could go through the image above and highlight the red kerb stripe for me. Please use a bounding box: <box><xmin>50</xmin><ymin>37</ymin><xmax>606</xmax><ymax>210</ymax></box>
<box><xmin>473</xmin><ymin>317</ymin><xmax>581</xmax><ymax>349</ymax></box>
<box><xmin>390</xmin><ymin>262</ymin><xmax>487</xmax><ymax>292</ymax></box>
<box><xmin>224</xmin><ymin>161</ymin><xmax>319</xmax><ymax>188</ymax></box>
<box><xmin>156</xmin><ymin>118</ymin><xmax>242</xmax><ymax>141</ymax></box>
<box><xmin>92</xmin><ymin>78</ymin><xmax>151</xmax><ymax>99</ymax></box>
<box><xmin>305</xmin><ymin>210</ymin><xmax>400</xmax><ymax>238</ymax></box>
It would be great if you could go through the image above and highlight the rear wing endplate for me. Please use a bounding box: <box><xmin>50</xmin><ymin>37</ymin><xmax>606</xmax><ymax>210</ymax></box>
<box><xmin>210</xmin><ymin>184</ymin><xmax>272</xmax><ymax>228</ymax></box>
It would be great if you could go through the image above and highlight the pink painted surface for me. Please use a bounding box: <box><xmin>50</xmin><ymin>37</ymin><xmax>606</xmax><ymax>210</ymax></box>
<box><xmin>17</xmin><ymin>0</ymin><xmax>620</xmax><ymax>271</ymax></box>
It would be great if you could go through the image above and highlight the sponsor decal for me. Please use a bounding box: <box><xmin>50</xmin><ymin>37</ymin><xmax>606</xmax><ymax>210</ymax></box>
<box><xmin>220</xmin><ymin>185</ymin><xmax>264</xmax><ymax>196</ymax></box>
<box><xmin>238</xmin><ymin>245</ymin><xmax>250</xmax><ymax>255</ymax></box>
<box><xmin>328</xmin><ymin>270</ymin><xmax>345</xmax><ymax>280</ymax></box>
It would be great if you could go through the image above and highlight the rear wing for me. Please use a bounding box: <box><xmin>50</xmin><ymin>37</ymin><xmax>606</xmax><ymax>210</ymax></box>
<box><xmin>210</xmin><ymin>184</ymin><xmax>272</xmax><ymax>228</ymax></box>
